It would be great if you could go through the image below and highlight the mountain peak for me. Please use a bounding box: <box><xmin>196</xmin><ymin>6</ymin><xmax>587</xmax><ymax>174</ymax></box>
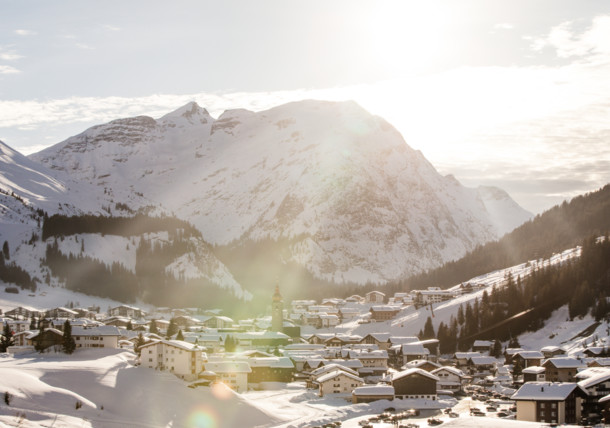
<box><xmin>161</xmin><ymin>101</ymin><xmax>212</xmax><ymax>123</ymax></box>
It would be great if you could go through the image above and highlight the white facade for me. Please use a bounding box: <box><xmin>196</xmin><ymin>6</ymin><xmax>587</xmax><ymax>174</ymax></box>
<box><xmin>315</xmin><ymin>370</ymin><xmax>364</xmax><ymax>396</ymax></box>
<box><xmin>365</xmin><ymin>291</ymin><xmax>385</xmax><ymax>304</ymax></box>
<box><xmin>204</xmin><ymin>361</ymin><xmax>251</xmax><ymax>393</ymax></box>
<box><xmin>141</xmin><ymin>340</ymin><xmax>207</xmax><ymax>381</ymax></box>
<box><xmin>71</xmin><ymin>326</ymin><xmax>121</xmax><ymax>349</ymax></box>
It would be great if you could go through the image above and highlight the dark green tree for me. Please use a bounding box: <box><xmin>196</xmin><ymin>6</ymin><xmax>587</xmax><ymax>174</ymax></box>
<box><xmin>126</xmin><ymin>320</ymin><xmax>133</xmax><ymax>331</ymax></box>
<box><xmin>149</xmin><ymin>320</ymin><xmax>159</xmax><ymax>335</ymax></box>
<box><xmin>166</xmin><ymin>318</ymin><xmax>178</xmax><ymax>339</ymax></box>
<box><xmin>134</xmin><ymin>332</ymin><xmax>146</xmax><ymax>356</ymax></box>
<box><xmin>422</xmin><ymin>316</ymin><xmax>435</xmax><ymax>340</ymax></box>
<box><xmin>176</xmin><ymin>329</ymin><xmax>184</xmax><ymax>341</ymax></box>
<box><xmin>492</xmin><ymin>339</ymin><xmax>503</xmax><ymax>358</ymax></box>
<box><xmin>2</xmin><ymin>241</ymin><xmax>9</xmax><ymax>260</ymax></box>
<box><xmin>62</xmin><ymin>320</ymin><xmax>76</xmax><ymax>354</ymax></box>
<box><xmin>0</xmin><ymin>323</ymin><xmax>13</xmax><ymax>352</ymax></box>
<box><xmin>224</xmin><ymin>335</ymin><xmax>236</xmax><ymax>352</ymax></box>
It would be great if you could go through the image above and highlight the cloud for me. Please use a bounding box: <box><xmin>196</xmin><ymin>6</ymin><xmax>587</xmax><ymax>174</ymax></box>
<box><xmin>103</xmin><ymin>24</ymin><xmax>120</xmax><ymax>32</ymax></box>
<box><xmin>0</xmin><ymin>47</ymin><xmax>24</xmax><ymax>61</ymax></box>
<box><xmin>0</xmin><ymin>65</ymin><xmax>20</xmax><ymax>74</ymax></box>
<box><xmin>494</xmin><ymin>23</ymin><xmax>514</xmax><ymax>30</ymax></box>
<box><xmin>530</xmin><ymin>15</ymin><xmax>610</xmax><ymax>61</ymax></box>
<box><xmin>14</xmin><ymin>29</ymin><xmax>37</xmax><ymax>36</ymax></box>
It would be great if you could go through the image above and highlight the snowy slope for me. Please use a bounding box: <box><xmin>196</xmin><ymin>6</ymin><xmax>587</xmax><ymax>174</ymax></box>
<box><xmin>29</xmin><ymin>100</ymin><xmax>532</xmax><ymax>285</ymax></box>
<box><xmin>0</xmin><ymin>349</ymin><xmax>280</xmax><ymax>428</ymax></box>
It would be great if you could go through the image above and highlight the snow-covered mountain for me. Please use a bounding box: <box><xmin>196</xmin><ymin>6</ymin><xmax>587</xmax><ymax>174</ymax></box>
<box><xmin>29</xmin><ymin>100</ymin><xmax>532</xmax><ymax>286</ymax></box>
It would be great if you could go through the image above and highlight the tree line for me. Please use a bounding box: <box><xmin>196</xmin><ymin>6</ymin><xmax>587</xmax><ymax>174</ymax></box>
<box><xmin>42</xmin><ymin>213</ymin><xmax>201</xmax><ymax>240</ymax></box>
<box><xmin>431</xmin><ymin>234</ymin><xmax>610</xmax><ymax>354</ymax></box>
<box><xmin>384</xmin><ymin>184</ymin><xmax>610</xmax><ymax>294</ymax></box>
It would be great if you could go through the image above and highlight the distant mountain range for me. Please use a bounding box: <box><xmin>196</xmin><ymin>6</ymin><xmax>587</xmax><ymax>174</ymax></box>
<box><xmin>0</xmin><ymin>100</ymin><xmax>532</xmax><ymax>305</ymax></box>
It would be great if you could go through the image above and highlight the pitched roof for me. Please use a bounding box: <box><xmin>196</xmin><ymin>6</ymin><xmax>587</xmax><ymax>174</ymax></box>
<box><xmin>511</xmin><ymin>382</ymin><xmax>587</xmax><ymax>401</ymax></box>
<box><xmin>316</xmin><ymin>370</ymin><xmax>363</xmax><ymax>384</ymax></box>
<box><xmin>204</xmin><ymin>361</ymin><xmax>251</xmax><ymax>374</ymax></box>
<box><xmin>392</xmin><ymin>368</ymin><xmax>440</xmax><ymax>382</ymax></box>
<box><xmin>543</xmin><ymin>357</ymin><xmax>586</xmax><ymax>369</ymax></box>
<box><xmin>352</xmin><ymin>385</ymin><xmax>395</xmax><ymax>396</ymax></box>
<box><xmin>578</xmin><ymin>369</ymin><xmax>610</xmax><ymax>389</ymax></box>
<box><xmin>71</xmin><ymin>325</ymin><xmax>121</xmax><ymax>336</ymax></box>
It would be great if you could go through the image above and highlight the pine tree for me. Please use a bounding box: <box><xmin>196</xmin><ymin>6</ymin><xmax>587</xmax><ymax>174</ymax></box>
<box><xmin>126</xmin><ymin>320</ymin><xmax>133</xmax><ymax>331</ymax></box>
<box><xmin>29</xmin><ymin>316</ymin><xmax>37</xmax><ymax>330</ymax></box>
<box><xmin>176</xmin><ymin>329</ymin><xmax>184</xmax><ymax>341</ymax></box>
<box><xmin>0</xmin><ymin>323</ymin><xmax>13</xmax><ymax>352</ymax></box>
<box><xmin>492</xmin><ymin>339</ymin><xmax>503</xmax><ymax>358</ymax></box>
<box><xmin>149</xmin><ymin>320</ymin><xmax>159</xmax><ymax>335</ymax></box>
<box><xmin>166</xmin><ymin>318</ymin><xmax>178</xmax><ymax>339</ymax></box>
<box><xmin>224</xmin><ymin>335</ymin><xmax>236</xmax><ymax>352</ymax></box>
<box><xmin>134</xmin><ymin>332</ymin><xmax>146</xmax><ymax>356</ymax></box>
<box><xmin>62</xmin><ymin>320</ymin><xmax>76</xmax><ymax>354</ymax></box>
<box><xmin>423</xmin><ymin>316</ymin><xmax>435</xmax><ymax>339</ymax></box>
<box><xmin>2</xmin><ymin>241</ymin><xmax>9</xmax><ymax>260</ymax></box>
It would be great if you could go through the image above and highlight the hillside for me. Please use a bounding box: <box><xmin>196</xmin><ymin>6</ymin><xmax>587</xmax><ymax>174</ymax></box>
<box><xmin>389</xmin><ymin>184</ymin><xmax>610</xmax><ymax>293</ymax></box>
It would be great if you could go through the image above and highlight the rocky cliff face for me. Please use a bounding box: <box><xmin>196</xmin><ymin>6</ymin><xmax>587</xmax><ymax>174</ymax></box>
<box><xmin>29</xmin><ymin>100</ymin><xmax>532</xmax><ymax>286</ymax></box>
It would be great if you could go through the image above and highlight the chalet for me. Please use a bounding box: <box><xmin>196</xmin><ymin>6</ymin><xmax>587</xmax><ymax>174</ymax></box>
<box><xmin>307</xmin><ymin>363</ymin><xmax>359</xmax><ymax>388</ymax></box>
<box><xmin>318</xmin><ymin>314</ymin><xmax>339</xmax><ymax>328</ymax></box>
<box><xmin>504</xmin><ymin>347</ymin><xmax>524</xmax><ymax>365</ymax></box>
<box><xmin>314</xmin><ymin>370</ymin><xmax>364</xmax><ymax>396</ymax></box>
<box><xmin>511</xmin><ymin>382</ymin><xmax>587</xmax><ymax>425</ymax></box>
<box><xmin>392</xmin><ymin>368</ymin><xmax>439</xmax><ymax>400</ymax></box>
<box><xmin>431</xmin><ymin>366</ymin><xmax>467</xmax><ymax>393</ymax></box>
<box><xmin>324</xmin><ymin>335</ymin><xmax>362</xmax><ymax>348</ymax></box>
<box><xmin>71</xmin><ymin>325</ymin><xmax>121</xmax><ymax>349</ymax></box>
<box><xmin>467</xmin><ymin>356</ymin><xmax>497</xmax><ymax>378</ymax></box>
<box><xmin>345</xmin><ymin>295</ymin><xmax>365</xmax><ymax>304</ymax></box>
<box><xmin>200</xmin><ymin>315</ymin><xmax>234</xmax><ymax>329</ymax></box>
<box><xmin>338</xmin><ymin>308</ymin><xmax>360</xmax><ymax>322</ymax></box>
<box><xmin>391</xmin><ymin>342</ymin><xmax>429</xmax><ymax>366</ymax></box>
<box><xmin>513</xmin><ymin>351</ymin><xmax>544</xmax><ymax>368</ymax></box>
<box><xmin>301</xmin><ymin>313</ymin><xmax>322</xmax><ymax>328</ymax></box>
<box><xmin>369</xmin><ymin>306</ymin><xmax>400</xmax><ymax>322</ymax></box>
<box><xmin>472</xmin><ymin>340</ymin><xmax>494</xmax><ymax>354</ymax></box>
<box><xmin>577</xmin><ymin>368</ymin><xmax>610</xmax><ymax>421</ymax></box>
<box><xmin>0</xmin><ymin>318</ymin><xmax>30</xmax><ymax>334</ymax></box>
<box><xmin>45</xmin><ymin>307</ymin><xmax>78</xmax><ymax>319</ymax></box>
<box><xmin>403</xmin><ymin>359</ymin><xmax>441</xmax><ymax>372</ymax></box>
<box><xmin>412</xmin><ymin>287</ymin><xmax>455</xmax><ymax>305</ymax></box>
<box><xmin>4</xmin><ymin>306</ymin><xmax>43</xmax><ymax>320</ymax></box>
<box><xmin>203</xmin><ymin>361</ymin><xmax>251</xmax><ymax>392</ymax></box>
<box><xmin>108</xmin><ymin>305</ymin><xmax>145</xmax><ymax>319</ymax></box>
<box><xmin>589</xmin><ymin>358</ymin><xmax>610</xmax><ymax>368</ymax></box>
<box><xmin>583</xmin><ymin>346</ymin><xmax>608</xmax><ymax>358</ymax></box>
<box><xmin>247</xmin><ymin>357</ymin><xmax>295</xmax><ymax>384</ymax></box>
<box><xmin>352</xmin><ymin>385</ymin><xmax>395</xmax><ymax>404</ymax></box>
<box><xmin>140</xmin><ymin>339</ymin><xmax>207</xmax><ymax>381</ymax></box>
<box><xmin>102</xmin><ymin>316</ymin><xmax>132</xmax><ymax>328</ymax></box>
<box><xmin>360</xmin><ymin>333</ymin><xmax>392</xmax><ymax>350</ymax></box>
<box><xmin>541</xmin><ymin>345</ymin><xmax>566</xmax><ymax>359</ymax></box>
<box><xmin>542</xmin><ymin>358</ymin><xmax>586</xmax><ymax>382</ymax></box>
<box><xmin>182</xmin><ymin>332</ymin><xmax>223</xmax><ymax>353</ymax></box>
<box><xmin>26</xmin><ymin>328</ymin><xmax>63</xmax><ymax>350</ymax></box>
<box><xmin>453</xmin><ymin>351</ymin><xmax>482</xmax><ymax>368</ymax></box>
<box><xmin>523</xmin><ymin>366</ymin><xmax>546</xmax><ymax>382</ymax></box>
<box><xmin>365</xmin><ymin>291</ymin><xmax>385</xmax><ymax>304</ymax></box>
<box><xmin>172</xmin><ymin>315</ymin><xmax>202</xmax><ymax>329</ymax></box>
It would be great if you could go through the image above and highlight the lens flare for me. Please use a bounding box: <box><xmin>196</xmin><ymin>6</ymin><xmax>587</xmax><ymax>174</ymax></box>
<box><xmin>187</xmin><ymin>406</ymin><xmax>218</xmax><ymax>428</ymax></box>
<box><xmin>211</xmin><ymin>381</ymin><xmax>234</xmax><ymax>400</ymax></box>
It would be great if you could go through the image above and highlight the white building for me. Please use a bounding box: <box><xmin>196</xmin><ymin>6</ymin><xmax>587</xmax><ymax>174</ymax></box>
<box><xmin>431</xmin><ymin>366</ymin><xmax>467</xmax><ymax>393</ymax></box>
<box><xmin>204</xmin><ymin>361</ymin><xmax>251</xmax><ymax>393</ymax></box>
<box><xmin>314</xmin><ymin>370</ymin><xmax>364</xmax><ymax>396</ymax></box>
<box><xmin>140</xmin><ymin>339</ymin><xmax>207</xmax><ymax>381</ymax></box>
<box><xmin>365</xmin><ymin>291</ymin><xmax>385</xmax><ymax>304</ymax></box>
<box><xmin>71</xmin><ymin>325</ymin><xmax>121</xmax><ymax>349</ymax></box>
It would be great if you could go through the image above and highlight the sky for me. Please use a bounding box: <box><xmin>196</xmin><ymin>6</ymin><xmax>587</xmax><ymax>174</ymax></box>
<box><xmin>1</xmin><ymin>0</ymin><xmax>610</xmax><ymax>213</ymax></box>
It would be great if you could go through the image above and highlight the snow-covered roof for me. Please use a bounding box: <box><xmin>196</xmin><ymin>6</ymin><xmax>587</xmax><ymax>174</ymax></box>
<box><xmin>470</xmin><ymin>356</ymin><xmax>497</xmax><ymax>365</ymax></box>
<box><xmin>311</xmin><ymin>363</ymin><xmax>359</xmax><ymax>378</ymax></box>
<box><xmin>578</xmin><ymin>369</ymin><xmax>610</xmax><ymax>389</ymax></box>
<box><xmin>511</xmin><ymin>382</ymin><xmax>586</xmax><ymax>401</ymax></box>
<box><xmin>352</xmin><ymin>385</ymin><xmax>394</xmax><ymax>396</ymax></box>
<box><xmin>399</xmin><ymin>343</ymin><xmax>429</xmax><ymax>355</ymax></box>
<box><xmin>389</xmin><ymin>336</ymin><xmax>419</xmax><ymax>344</ymax></box>
<box><xmin>404</xmin><ymin>359</ymin><xmax>440</xmax><ymax>369</ymax></box>
<box><xmin>247</xmin><ymin>357</ymin><xmax>294</xmax><ymax>369</ymax></box>
<box><xmin>516</xmin><ymin>351</ymin><xmax>544</xmax><ymax>359</ymax></box>
<box><xmin>392</xmin><ymin>368</ymin><xmax>439</xmax><ymax>382</ymax></box>
<box><xmin>473</xmin><ymin>340</ymin><xmax>494</xmax><ymax>347</ymax></box>
<box><xmin>316</xmin><ymin>370</ymin><xmax>363</xmax><ymax>384</ymax></box>
<box><xmin>164</xmin><ymin>340</ymin><xmax>205</xmax><ymax>352</ymax></box>
<box><xmin>543</xmin><ymin>357</ymin><xmax>586</xmax><ymax>369</ymax></box>
<box><xmin>204</xmin><ymin>361</ymin><xmax>251</xmax><ymax>374</ymax></box>
<box><xmin>522</xmin><ymin>366</ymin><xmax>545</xmax><ymax>374</ymax></box>
<box><xmin>454</xmin><ymin>351</ymin><xmax>482</xmax><ymax>359</ymax></box>
<box><xmin>540</xmin><ymin>345</ymin><xmax>563</xmax><ymax>353</ymax></box>
<box><xmin>431</xmin><ymin>366</ymin><xmax>465</xmax><ymax>377</ymax></box>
